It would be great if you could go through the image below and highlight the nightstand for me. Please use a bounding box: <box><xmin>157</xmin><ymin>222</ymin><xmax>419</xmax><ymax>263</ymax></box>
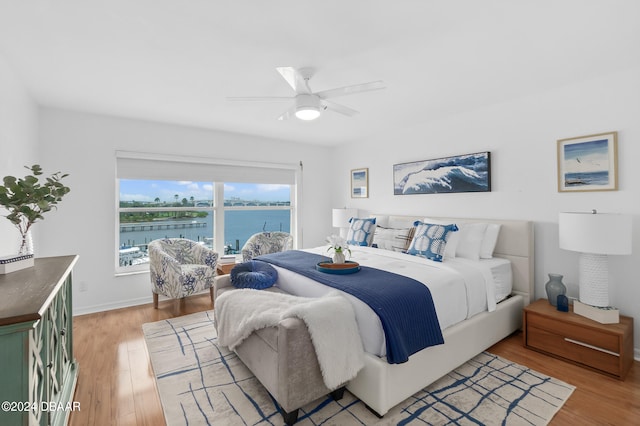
<box><xmin>523</xmin><ymin>299</ymin><xmax>634</xmax><ymax>380</ymax></box>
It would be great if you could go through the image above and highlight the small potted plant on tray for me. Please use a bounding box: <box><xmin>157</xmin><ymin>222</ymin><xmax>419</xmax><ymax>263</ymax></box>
<box><xmin>326</xmin><ymin>234</ymin><xmax>351</xmax><ymax>264</ymax></box>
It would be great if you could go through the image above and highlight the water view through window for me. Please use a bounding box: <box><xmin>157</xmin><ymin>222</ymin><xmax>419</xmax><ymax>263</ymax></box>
<box><xmin>118</xmin><ymin>180</ymin><xmax>291</xmax><ymax>268</ymax></box>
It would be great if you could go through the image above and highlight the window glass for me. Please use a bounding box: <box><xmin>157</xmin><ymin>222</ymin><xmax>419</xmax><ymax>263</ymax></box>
<box><xmin>117</xmin><ymin>180</ymin><xmax>292</xmax><ymax>270</ymax></box>
<box><xmin>118</xmin><ymin>180</ymin><xmax>214</xmax><ymax>268</ymax></box>
<box><xmin>223</xmin><ymin>183</ymin><xmax>291</xmax><ymax>254</ymax></box>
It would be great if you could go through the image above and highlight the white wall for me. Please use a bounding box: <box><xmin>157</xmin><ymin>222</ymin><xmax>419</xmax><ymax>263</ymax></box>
<box><xmin>8</xmin><ymin>59</ymin><xmax>639</xmax><ymax>353</ymax></box>
<box><xmin>37</xmin><ymin>109</ymin><xmax>333</xmax><ymax>314</ymax></box>
<box><xmin>0</xmin><ymin>54</ymin><xmax>39</xmax><ymax>256</ymax></box>
<box><xmin>331</xmin><ymin>66</ymin><xmax>640</xmax><ymax>355</ymax></box>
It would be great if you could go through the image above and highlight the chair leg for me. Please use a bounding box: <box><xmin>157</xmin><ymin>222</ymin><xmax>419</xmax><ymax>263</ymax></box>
<box><xmin>210</xmin><ymin>287</ymin><xmax>214</xmax><ymax>307</ymax></box>
<box><xmin>280</xmin><ymin>408</ymin><xmax>299</xmax><ymax>426</ymax></box>
<box><xmin>330</xmin><ymin>386</ymin><xmax>346</xmax><ymax>401</ymax></box>
<box><xmin>153</xmin><ymin>292</ymin><xmax>158</xmax><ymax>309</ymax></box>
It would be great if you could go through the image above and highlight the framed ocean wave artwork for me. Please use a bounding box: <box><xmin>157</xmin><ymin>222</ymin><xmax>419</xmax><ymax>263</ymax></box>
<box><xmin>557</xmin><ymin>132</ymin><xmax>618</xmax><ymax>192</ymax></box>
<box><xmin>393</xmin><ymin>152</ymin><xmax>491</xmax><ymax>195</ymax></box>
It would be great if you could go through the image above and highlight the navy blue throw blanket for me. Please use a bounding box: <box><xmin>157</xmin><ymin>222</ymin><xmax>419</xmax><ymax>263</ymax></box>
<box><xmin>255</xmin><ymin>250</ymin><xmax>444</xmax><ymax>364</ymax></box>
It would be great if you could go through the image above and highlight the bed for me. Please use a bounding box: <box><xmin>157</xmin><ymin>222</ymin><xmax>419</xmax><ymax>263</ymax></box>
<box><xmin>259</xmin><ymin>214</ymin><xmax>534</xmax><ymax>416</ymax></box>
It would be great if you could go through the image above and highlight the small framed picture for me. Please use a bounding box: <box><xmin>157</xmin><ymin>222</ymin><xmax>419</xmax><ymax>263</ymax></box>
<box><xmin>351</xmin><ymin>168</ymin><xmax>368</xmax><ymax>198</ymax></box>
<box><xmin>557</xmin><ymin>132</ymin><xmax>618</xmax><ymax>192</ymax></box>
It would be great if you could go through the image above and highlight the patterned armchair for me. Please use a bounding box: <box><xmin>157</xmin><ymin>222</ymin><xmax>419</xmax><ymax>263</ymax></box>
<box><xmin>241</xmin><ymin>232</ymin><xmax>293</xmax><ymax>262</ymax></box>
<box><xmin>149</xmin><ymin>238</ymin><xmax>219</xmax><ymax>308</ymax></box>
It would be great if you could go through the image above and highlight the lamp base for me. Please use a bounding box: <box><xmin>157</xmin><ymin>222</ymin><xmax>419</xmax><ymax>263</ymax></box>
<box><xmin>578</xmin><ymin>252</ymin><xmax>609</xmax><ymax>307</ymax></box>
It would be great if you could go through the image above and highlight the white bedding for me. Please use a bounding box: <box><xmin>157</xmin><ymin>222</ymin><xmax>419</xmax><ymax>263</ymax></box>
<box><xmin>272</xmin><ymin>246</ymin><xmax>512</xmax><ymax>358</ymax></box>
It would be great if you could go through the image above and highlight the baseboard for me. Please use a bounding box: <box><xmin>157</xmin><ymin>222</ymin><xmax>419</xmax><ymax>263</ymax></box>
<box><xmin>72</xmin><ymin>291</ymin><xmax>211</xmax><ymax>316</ymax></box>
<box><xmin>72</xmin><ymin>296</ymin><xmax>151</xmax><ymax>316</ymax></box>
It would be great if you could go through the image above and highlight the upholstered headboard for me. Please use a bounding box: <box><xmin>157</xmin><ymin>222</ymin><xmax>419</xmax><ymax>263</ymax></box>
<box><xmin>371</xmin><ymin>214</ymin><xmax>534</xmax><ymax>305</ymax></box>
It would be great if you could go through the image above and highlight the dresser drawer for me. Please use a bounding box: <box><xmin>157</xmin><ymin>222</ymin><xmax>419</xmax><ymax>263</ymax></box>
<box><xmin>526</xmin><ymin>325</ymin><xmax>620</xmax><ymax>376</ymax></box>
<box><xmin>526</xmin><ymin>312</ymin><xmax>619</xmax><ymax>353</ymax></box>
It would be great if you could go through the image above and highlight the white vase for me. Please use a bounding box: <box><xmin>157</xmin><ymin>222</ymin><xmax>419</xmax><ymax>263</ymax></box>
<box><xmin>18</xmin><ymin>230</ymin><xmax>33</xmax><ymax>255</ymax></box>
<box><xmin>332</xmin><ymin>250</ymin><xmax>346</xmax><ymax>264</ymax></box>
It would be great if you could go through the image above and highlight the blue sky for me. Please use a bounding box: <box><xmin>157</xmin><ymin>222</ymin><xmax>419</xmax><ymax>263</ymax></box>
<box><xmin>563</xmin><ymin>139</ymin><xmax>610</xmax><ymax>173</ymax></box>
<box><xmin>119</xmin><ymin>180</ymin><xmax>290</xmax><ymax>202</ymax></box>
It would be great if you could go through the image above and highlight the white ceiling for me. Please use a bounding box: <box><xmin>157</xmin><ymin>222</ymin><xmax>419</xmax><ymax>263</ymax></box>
<box><xmin>1</xmin><ymin>1</ymin><xmax>639</xmax><ymax>146</ymax></box>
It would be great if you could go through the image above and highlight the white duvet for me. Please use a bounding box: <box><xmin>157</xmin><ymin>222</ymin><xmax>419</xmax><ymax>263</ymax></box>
<box><xmin>271</xmin><ymin>246</ymin><xmax>510</xmax><ymax>358</ymax></box>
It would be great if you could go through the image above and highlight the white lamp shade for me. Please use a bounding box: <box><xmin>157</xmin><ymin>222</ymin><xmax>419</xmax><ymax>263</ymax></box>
<box><xmin>332</xmin><ymin>208</ymin><xmax>358</xmax><ymax>228</ymax></box>
<box><xmin>559</xmin><ymin>212</ymin><xmax>632</xmax><ymax>255</ymax></box>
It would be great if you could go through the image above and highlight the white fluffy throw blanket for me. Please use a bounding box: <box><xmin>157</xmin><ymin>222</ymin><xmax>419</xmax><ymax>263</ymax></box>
<box><xmin>215</xmin><ymin>289</ymin><xmax>364</xmax><ymax>389</ymax></box>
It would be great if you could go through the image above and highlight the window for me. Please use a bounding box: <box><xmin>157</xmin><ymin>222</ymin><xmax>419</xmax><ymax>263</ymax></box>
<box><xmin>222</xmin><ymin>182</ymin><xmax>291</xmax><ymax>254</ymax></box>
<box><xmin>118</xmin><ymin>180</ymin><xmax>214</xmax><ymax>268</ymax></box>
<box><xmin>115</xmin><ymin>152</ymin><xmax>300</xmax><ymax>274</ymax></box>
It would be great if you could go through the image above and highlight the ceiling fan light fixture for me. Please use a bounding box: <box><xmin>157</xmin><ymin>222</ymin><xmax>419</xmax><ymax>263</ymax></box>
<box><xmin>295</xmin><ymin>107</ymin><xmax>320</xmax><ymax>121</ymax></box>
<box><xmin>294</xmin><ymin>94</ymin><xmax>321</xmax><ymax>120</ymax></box>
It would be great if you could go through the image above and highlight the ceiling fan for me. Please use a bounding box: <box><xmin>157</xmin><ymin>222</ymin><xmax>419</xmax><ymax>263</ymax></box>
<box><xmin>226</xmin><ymin>67</ymin><xmax>386</xmax><ymax>121</ymax></box>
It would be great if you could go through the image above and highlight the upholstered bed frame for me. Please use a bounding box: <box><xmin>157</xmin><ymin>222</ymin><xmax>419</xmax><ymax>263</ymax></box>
<box><xmin>215</xmin><ymin>215</ymin><xmax>534</xmax><ymax>420</ymax></box>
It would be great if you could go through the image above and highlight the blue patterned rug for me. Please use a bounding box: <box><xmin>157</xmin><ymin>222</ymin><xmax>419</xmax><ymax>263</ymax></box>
<box><xmin>142</xmin><ymin>311</ymin><xmax>574</xmax><ymax>425</ymax></box>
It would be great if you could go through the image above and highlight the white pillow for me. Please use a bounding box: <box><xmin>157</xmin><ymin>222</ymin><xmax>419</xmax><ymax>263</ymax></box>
<box><xmin>480</xmin><ymin>223</ymin><xmax>502</xmax><ymax>259</ymax></box>
<box><xmin>372</xmin><ymin>226</ymin><xmax>413</xmax><ymax>252</ymax></box>
<box><xmin>372</xmin><ymin>215</ymin><xmax>389</xmax><ymax>228</ymax></box>
<box><xmin>455</xmin><ymin>222</ymin><xmax>488</xmax><ymax>261</ymax></box>
<box><xmin>388</xmin><ymin>217</ymin><xmax>415</xmax><ymax>229</ymax></box>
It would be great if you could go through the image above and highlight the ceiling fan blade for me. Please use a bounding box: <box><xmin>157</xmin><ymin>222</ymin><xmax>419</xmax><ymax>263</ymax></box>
<box><xmin>277</xmin><ymin>105</ymin><xmax>297</xmax><ymax>121</ymax></box>
<box><xmin>226</xmin><ymin>96</ymin><xmax>292</xmax><ymax>102</ymax></box>
<box><xmin>322</xmin><ymin>100</ymin><xmax>359</xmax><ymax>117</ymax></box>
<box><xmin>276</xmin><ymin>67</ymin><xmax>312</xmax><ymax>94</ymax></box>
<box><xmin>316</xmin><ymin>80</ymin><xmax>386</xmax><ymax>99</ymax></box>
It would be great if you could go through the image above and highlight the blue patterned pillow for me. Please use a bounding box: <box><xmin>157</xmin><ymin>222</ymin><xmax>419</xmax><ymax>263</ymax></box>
<box><xmin>346</xmin><ymin>217</ymin><xmax>377</xmax><ymax>246</ymax></box>
<box><xmin>407</xmin><ymin>221</ymin><xmax>459</xmax><ymax>262</ymax></box>
<box><xmin>230</xmin><ymin>261</ymin><xmax>278</xmax><ymax>289</ymax></box>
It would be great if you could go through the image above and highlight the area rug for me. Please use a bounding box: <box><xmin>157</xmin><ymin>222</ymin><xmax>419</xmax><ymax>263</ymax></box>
<box><xmin>142</xmin><ymin>311</ymin><xmax>575</xmax><ymax>425</ymax></box>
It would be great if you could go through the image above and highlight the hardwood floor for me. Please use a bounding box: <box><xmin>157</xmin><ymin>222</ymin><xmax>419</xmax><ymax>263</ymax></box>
<box><xmin>70</xmin><ymin>294</ymin><xmax>639</xmax><ymax>425</ymax></box>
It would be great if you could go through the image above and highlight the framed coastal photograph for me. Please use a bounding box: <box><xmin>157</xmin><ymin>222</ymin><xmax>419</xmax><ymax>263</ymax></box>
<box><xmin>393</xmin><ymin>152</ymin><xmax>491</xmax><ymax>195</ymax></box>
<box><xmin>351</xmin><ymin>168</ymin><xmax>368</xmax><ymax>198</ymax></box>
<box><xmin>557</xmin><ymin>132</ymin><xmax>618</xmax><ymax>192</ymax></box>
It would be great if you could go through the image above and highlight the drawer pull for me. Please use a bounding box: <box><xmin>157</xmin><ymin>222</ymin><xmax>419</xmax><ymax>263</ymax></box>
<box><xmin>564</xmin><ymin>338</ymin><xmax>619</xmax><ymax>357</ymax></box>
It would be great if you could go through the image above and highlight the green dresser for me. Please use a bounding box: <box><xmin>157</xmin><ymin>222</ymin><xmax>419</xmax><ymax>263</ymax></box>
<box><xmin>0</xmin><ymin>255</ymin><xmax>79</xmax><ymax>426</ymax></box>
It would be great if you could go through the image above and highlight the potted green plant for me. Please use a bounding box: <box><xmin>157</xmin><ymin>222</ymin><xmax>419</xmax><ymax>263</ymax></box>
<box><xmin>0</xmin><ymin>165</ymin><xmax>70</xmax><ymax>256</ymax></box>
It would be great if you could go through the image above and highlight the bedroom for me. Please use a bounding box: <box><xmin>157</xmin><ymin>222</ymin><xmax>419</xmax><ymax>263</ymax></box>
<box><xmin>0</xmin><ymin>1</ymin><xmax>638</xmax><ymax>424</ymax></box>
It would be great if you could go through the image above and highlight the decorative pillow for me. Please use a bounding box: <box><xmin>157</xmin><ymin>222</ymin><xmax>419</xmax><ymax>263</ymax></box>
<box><xmin>372</xmin><ymin>226</ymin><xmax>413</xmax><ymax>252</ymax></box>
<box><xmin>480</xmin><ymin>223</ymin><xmax>502</xmax><ymax>259</ymax></box>
<box><xmin>230</xmin><ymin>261</ymin><xmax>278</xmax><ymax>289</ymax></box>
<box><xmin>407</xmin><ymin>221</ymin><xmax>458</xmax><ymax>262</ymax></box>
<box><xmin>373</xmin><ymin>215</ymin><xmax>389</xmax><ymax>228</ymax></box>
<box><xmin>346</xmin><ymin>217</ymin><xmax>377</xmax><ymax>246</ymax></box>
<box><xmin>424</xmin><ymin>217</ymin><xmax>460</xmax><ymax>259</ymax></box>
<box><xmin>455</xmin><ymin>222</ymin><xmax>488</xmax><ymax>261</ymax></box>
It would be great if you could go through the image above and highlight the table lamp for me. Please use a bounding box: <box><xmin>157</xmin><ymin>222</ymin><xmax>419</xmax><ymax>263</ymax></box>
<box><xmin>559</xmin><ymin>210</ymin><xmax>632</xmax><ymax>307</ymax></box>
<box><xmin>332</xmin><ymin>208</ymin><xmax>358</xmax><ymax>238</ymax></box>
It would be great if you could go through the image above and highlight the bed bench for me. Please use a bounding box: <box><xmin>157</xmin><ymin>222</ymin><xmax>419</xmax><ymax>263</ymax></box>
<box><xmin>213</xmin><ymin>275</ymin><xmax>346</xmax><ymax>425</ymax></box>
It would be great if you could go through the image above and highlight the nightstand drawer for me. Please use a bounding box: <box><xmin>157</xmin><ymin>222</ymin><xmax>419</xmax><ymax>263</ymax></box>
<box><xmin>527</xmin><ymin>326</ymin><xmax>620</xmax><ymax>376</ymax></box>
<box><xmin>527</xmin><ymin>313</ymin><xmax>619</xmax><ymax>353</ymax></box>
<box><xmin>523</xmin><ymin>299</ymin><xmax>633</xmax><ymax>380</ymax></box>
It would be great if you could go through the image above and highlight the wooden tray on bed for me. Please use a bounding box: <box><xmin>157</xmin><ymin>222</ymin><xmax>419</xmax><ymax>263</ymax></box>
<box><xmin>316</xmin><ymin>261</ymin><xmax>360</xmax><ymax>274</ymax></box>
